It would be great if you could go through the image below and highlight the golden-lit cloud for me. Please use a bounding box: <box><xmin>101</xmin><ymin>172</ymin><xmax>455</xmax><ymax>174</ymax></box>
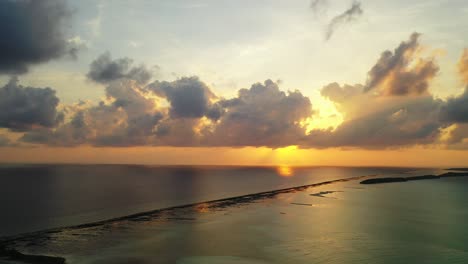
<box><xmin>1</xmin><ymin>1</ymin><xmax>468</xmax><ymax>167</ymax></box>
<box><xmin>365</xmin><ymin>33</ymin><xmax>439</xmax><ymax>96</ymax></box>
<box><xmin>0</xmin><ymin>33</ymin><xmax>467</xmax><ymax>153</ymax></box>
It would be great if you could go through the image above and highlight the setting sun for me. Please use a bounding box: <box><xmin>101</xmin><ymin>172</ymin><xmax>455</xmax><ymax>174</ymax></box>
<box><xmin>273</xmin><ymin>145</ymin><xmax>299</xmax><ymax>165</ymax></box>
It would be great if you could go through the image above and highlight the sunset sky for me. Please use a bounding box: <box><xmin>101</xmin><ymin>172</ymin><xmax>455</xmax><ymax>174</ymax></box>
<box><xmin>1</xmin><ymin>0</ymin><xmax>468</xmax><ymax>166</ymax></box>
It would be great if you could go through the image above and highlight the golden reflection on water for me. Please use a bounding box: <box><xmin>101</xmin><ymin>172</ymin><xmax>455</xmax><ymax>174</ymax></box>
<box><xmin>196</xmin><ymin>203</ymin><xmax>210</xmax><ymax>213</ymax></box>
<box><xmin>277</xmin><ymin>165</ymin><xmax>294</xmax><ymax>177</ymax></box>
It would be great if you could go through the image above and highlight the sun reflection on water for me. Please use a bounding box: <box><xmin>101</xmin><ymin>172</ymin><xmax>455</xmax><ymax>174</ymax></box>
<box><xmin>277</xmin><ymin>165</ymin><xmax>294</xmax><ymax>177</ymax></box>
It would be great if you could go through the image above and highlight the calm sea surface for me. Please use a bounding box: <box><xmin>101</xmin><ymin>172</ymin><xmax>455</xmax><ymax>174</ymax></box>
<box><xmin>2</xmin><ymin>165</ymin><xmax>467</xmax><ymax>264</ymax></box>
<box><xmin>0</xmin><ymin>165</ymin><xmax>410</xmax><ymax>237</ymax></box>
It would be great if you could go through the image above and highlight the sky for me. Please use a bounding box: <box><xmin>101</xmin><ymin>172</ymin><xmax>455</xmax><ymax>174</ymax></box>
<box><xmin>1</xmin><ymin>0</ymin><xmax>468</xmax><ymax>166</ymax></box>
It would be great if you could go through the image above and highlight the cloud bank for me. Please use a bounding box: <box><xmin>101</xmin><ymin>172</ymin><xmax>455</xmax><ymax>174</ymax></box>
<box><xmin>2</xmin><ymin>33</ymin><xmax>468</xmax><ymax>149</ymax></box>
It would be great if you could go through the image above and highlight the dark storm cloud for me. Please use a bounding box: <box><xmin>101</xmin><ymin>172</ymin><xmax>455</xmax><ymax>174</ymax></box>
<box><xmin>87</xmin><ymin>52</ymin><xmax>153</xmax><ymax>84</ymax></box>
<box><xmin>0</xmin><ymin>0</ymin><xmax>76</xmax><ymax>74</ymax></box>
<box><xmin>365</xmin><ymin>33</ymin><xmax>439</xmax><ymax>96</ymax></box>
<box><xmin>325</xmin><ymin>1</ymin><xmax>363</xmax><ymax>41</ymax></box>
<box><xmin>0</xmin><ymin>77</ymin><xmax>61</xmax><ymax>131</ymax></box>
<box><xmin>204</xmin><ymin>80</ymin><xmax>312</xmax><ymax>147</ymax></box>
<box><xmin>148</xmin><ymin>77</ymin><xmax>218</xmax><ymax>119</ymax></box>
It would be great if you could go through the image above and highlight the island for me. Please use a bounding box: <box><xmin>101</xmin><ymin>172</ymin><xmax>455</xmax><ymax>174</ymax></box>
<box><xmin>360</xmin><ymin>172</ymin><xmax>468</xmax><ymax>185</ymax></box>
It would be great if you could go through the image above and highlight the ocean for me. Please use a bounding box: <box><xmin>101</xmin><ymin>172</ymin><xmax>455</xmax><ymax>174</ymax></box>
<box><xmin>2</xmin><ymin>165</ymin><xmax>467</xmax><ymax>264</ymax></box>
<box><xmin>0</xmin><ymin>164</ymin><xmax>405</xmax><ymax>237</ymax></box>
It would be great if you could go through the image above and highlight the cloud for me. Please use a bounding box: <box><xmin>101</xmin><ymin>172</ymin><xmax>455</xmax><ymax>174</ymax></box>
<box><xmin>305</xmin><ymin>34</ymin><xmax>446</xmax><ymax>148</ymax></box>
<box><xmin>310</xmin><ymin>0</ymin><xmax>328</xmax><ymax>17</ymax></box>
<box><xmin>152</xmin><ymin>118</ymin><xmax>203</xmax><ymax>147</ymax></box>
<box><xmin>440</xmin><ymin>88</ymin><xmax>468</xmax><ymax>124</ymax></box>
<box><xmin>21</xmin><ymin>78</ymin><xmax>311</xmax><ymax>148</ymax></box>
<box><xmin>0</xmin><ymin>134</ymin><xmax>12</xmax><ymax>147</ymax></box>
<box><xmin>438</xmin><ymin>50</ymin><xmax>468</xmax><ymax>126</ymax></box>
<box><xmin>439</xmin><ymin>50</ymin><xmax>468</xmax><ymax>125</ymax></box>
<box><xmin>22</xmin><ymin>79</ymin><xmax>163</xmax><ymax>147</ymax></box>
<box><xmin>0</xmin><ymin>0</ymin><xmax>76</xmax><ymax>74</ymax></box>
<box><xmin>365</xmin><ymin>33</ymin><xmax>439</xmax><ymax>96</ymax></box>
<box><xmin>148</xmin><ymin>77</ymin><xmax>219</xmax><ymax>120</ymax></box>
<box><xmin>441</xmin><ymin>124</ymin><xmax>468</xmax><ymax>149</ymax></box>
<box><xmin>325</xmin><ymin>1</ymin><xmax>363</xmax><ymax>41</ymax></box>
<box><xmin>307</xmin><ymin>85</ymin><xmax>444</xmax><ymax>148</ymax></box>
<box><xmin>321</xmin><ymin>82</ymin><xmax>363</xmax><ymax>103</ymax></box>
<box><xmin>14</xmin><ymin>36</ymin><xmax>468</xmax><ymax>150</ymax></box>
<box><xmin>458</xmin><ymin>48</ymin><xmax>468</xmax><ymax>85</ymax></box>
<box><xmin>320</xmin><ymin>82</ymin><xmax>365</xmax><ymax>118</ymax></box>
<box><xmin>204</xmin><ymin>80</ymin><xmax>312</xmax><ymax>147</ymax></box>
<box><xmin>87</xmin><ymin>52</ymin><xmax>153</xmax><ymax>84</ymax></box>
<box><xmin>0</xmin><ymin>77</ymin><xmax>61</xmax><ymax>131</ymax></box>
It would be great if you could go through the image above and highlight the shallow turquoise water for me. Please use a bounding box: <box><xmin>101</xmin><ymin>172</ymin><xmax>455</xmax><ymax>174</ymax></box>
<box><xmin>4</xmin><ymin>168</ymin><xmax>467</xmax><ymax>264</ymax></box>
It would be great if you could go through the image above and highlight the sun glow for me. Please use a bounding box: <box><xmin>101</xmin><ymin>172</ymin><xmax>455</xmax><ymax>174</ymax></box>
<box><xmin>273</xmin><ymin>146</ymin><xmax>299</xmax><ymax>176</ymax></box>
<box><xmin>274</xmin><ymin>145</ymin><xmax>299</xmax><ymax>165</ymax></box>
